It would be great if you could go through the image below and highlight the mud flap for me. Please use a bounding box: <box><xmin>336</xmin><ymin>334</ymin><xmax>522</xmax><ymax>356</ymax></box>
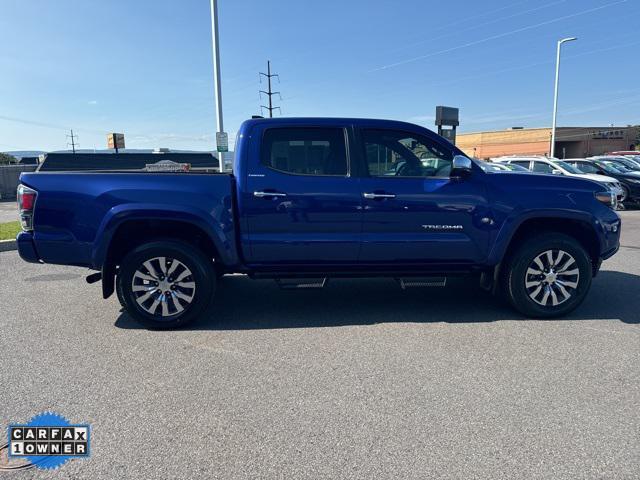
<box><xmin>102</xmin><ymin>262</ymin><xmax>116</xmax><ymax>299</ymax></box>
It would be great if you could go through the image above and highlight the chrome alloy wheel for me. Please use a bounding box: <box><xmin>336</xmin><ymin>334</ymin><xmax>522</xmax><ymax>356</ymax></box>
<box><xmin>620</xmin><ymin>185</ymin><xmax>629</xmax><ymax>203</ymax></box>
<box><xmin>524</xmin><ymin>249</ymin><xmax>580</xmax><ymax>307</ymax></box>
<box><xmin>131</xmin><ymin>257</ymin><xmax>196</xmax><ymax>317</ymax></box>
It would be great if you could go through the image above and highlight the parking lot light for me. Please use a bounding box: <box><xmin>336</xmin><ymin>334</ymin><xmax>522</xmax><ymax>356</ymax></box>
<box><xmin>550</xmin><ymin>37</ymin><xmax>577</xmax><ymax>158</ymax></box>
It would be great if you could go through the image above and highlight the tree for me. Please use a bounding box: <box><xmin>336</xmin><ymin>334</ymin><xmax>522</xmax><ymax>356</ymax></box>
<box><xmin>0</xmin><ymin>153</ymin><xmax>17</xmax><ymax>165</ymax></box>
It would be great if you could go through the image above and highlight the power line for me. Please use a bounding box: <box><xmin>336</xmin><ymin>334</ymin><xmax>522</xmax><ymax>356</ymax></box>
<box><xmin>66</xmin><ymin>129</ymin><xmax>78</xmax><ymax>153</ymax></box>
<box><xmin>389</xmin><ymin>0</ymin><xmax>565</xmax><ymax>54</ymax></box>
<box><xmin>259</xmin><ymin>60</ymin><xmax>281</xmax><ymax>118</ymax></box>
<box><xmin>372</xmin><ymin>0</ymin><xmax>628</xmax><ymax>71</ymax></box>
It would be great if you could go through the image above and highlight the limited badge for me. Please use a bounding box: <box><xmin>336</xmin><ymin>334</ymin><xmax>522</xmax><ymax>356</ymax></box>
<box><xmin>7</xmin><ymin>412</ymin><xmax>90</xmax><ymax>470</ymax></box>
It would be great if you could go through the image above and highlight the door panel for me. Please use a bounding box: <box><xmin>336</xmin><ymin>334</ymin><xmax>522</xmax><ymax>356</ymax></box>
<box><xmin>358</xmin><ymin>128</ymin><xmax>491</xmax><ymax>264</ymax></box>
<box><xmin>359</xmin><ymin>177</ymin><xmax>491</xmax><ymax>263</ymax></box>
<box><xmin>242</xmin><ymin>126</ymin><xmax>362</xmax><ymax>265</ymax></box>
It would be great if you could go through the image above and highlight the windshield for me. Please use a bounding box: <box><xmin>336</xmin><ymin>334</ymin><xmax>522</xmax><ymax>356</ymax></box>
<box><xmin>552</xmin><ymin>161</ymin><xmax>582</xmax><ymax>174</ymax></box>
<box><xmin>600</xmin><ymin>161</ymin><xmax>629</xmax><ymax>173</ymax></box>
<box><xmin>476</xmin><ymin>161</ymin><xmax>504</xmax><ymax>172</ymax></box>
<box><xmin>505</xmin><ymin>163</ymin><xmax>528</xmax><ymax>171</ymax></box>
<box><xmin>618</xmin><ymin>158</ymin><xmax>640</xmax><ymax>169</ymax></box>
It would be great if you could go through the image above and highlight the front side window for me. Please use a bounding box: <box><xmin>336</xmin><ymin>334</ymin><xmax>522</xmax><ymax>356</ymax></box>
<box><xmin>362</xmin><ymin>129</ymin><xmax>453</xmax><ymax>178</ymax></box>
<box><xmin>510</xmin><ymin>160</ymin><xmax>532</xmax><ymax>169</ymax></box>
<box><xmin>261</xmin><ymin>127</ymin><xmax>348</xmax><ymax>176</ymax></box>
<box><xmin>532</xmin><ymin>161</ymin><xmax>554</xmax><ymax>173</ymax></box>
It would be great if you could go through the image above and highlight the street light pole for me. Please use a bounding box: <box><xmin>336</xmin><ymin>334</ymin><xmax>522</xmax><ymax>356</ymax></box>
<box><xmin>209</xmin><ymin>0</ymin><xmax>225</xmax><ymax>171</ymax></box>
<box><xmin>550</xmin><ymin>37</ymin><xmax>577</xmax><ymax>158</ymax></box>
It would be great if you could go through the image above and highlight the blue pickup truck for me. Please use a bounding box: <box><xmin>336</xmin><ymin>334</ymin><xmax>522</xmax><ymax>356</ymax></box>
<box><xmin>16</xmin><ymin>118</ymin><xmax>621</xmax><ymax>328</ymax></box>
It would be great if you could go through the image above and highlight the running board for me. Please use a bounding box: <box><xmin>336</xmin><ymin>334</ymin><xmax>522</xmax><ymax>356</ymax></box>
<box><xmin>275</xmin><ymin>278</ymin><xmax>328</xmax><ymax>290</ymax></box>
<box><xmin>396</xmin><ymin>277</ymin><xmax>447</xmax><ymax>289</ymax></box>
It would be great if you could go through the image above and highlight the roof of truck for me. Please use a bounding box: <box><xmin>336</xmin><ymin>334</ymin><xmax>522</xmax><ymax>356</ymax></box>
<box><xmin>241</xmin><ymin>116</ymin><xmax>439</xmax><ymax>130</ymax></box>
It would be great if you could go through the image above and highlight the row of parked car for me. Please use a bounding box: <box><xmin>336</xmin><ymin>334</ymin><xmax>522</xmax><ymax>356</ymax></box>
<box><xmin>478</xmin><ymin>152</ymin><xmax>640</xmax><ymax>208</ymax></box>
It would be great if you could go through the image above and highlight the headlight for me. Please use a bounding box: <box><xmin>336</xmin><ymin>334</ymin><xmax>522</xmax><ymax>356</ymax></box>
<box><xmin>595</xmin><ymin>191</ymin><xmax>615</xmax><ymax>207</ymax></box>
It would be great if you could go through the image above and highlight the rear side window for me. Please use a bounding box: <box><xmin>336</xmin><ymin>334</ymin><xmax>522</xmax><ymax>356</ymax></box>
<box><xmin>261</xmin><ymin>127</ymin><xmax>348</xmax><ymax>176</ymax></box>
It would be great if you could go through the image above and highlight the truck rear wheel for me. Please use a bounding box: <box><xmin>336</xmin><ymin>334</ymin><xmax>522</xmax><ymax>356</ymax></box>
<box><xmin>503</xmin><ymin>233</ymin><xmax>592</xmax><ymax>318</ymax></box>
<box><xmin>117</xmin><ymin>240</ymin><xmax>216</xmax><ymax>329</ymax></box>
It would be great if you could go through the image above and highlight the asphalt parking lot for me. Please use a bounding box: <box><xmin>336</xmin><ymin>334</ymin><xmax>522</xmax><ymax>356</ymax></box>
<box><xmin>1</xmin><ymin>211</ymin><xmax>639</xmax><ymax>479</ymax></box>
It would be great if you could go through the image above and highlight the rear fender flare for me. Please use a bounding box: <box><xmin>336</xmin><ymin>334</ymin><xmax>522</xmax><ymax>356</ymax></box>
<box><xmin>91</xmin><ymin>204</ymin><xmax>236</xmax><ymax>270</ymax></box>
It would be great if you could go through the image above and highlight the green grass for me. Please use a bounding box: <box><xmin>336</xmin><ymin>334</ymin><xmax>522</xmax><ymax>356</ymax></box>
<box><xmin>0</xmin><ymin>221</ymin><xmax>21</xmax><ymax>240</ymax></box>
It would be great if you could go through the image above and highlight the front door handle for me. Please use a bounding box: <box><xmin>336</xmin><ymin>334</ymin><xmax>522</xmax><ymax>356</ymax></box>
<box><xmin>254</xmin><ymin>191</ymin><xmax>287</xmax><ymax>198</ymax></box>
<box><xmin>363</xmin><ymin>192</ymin><xmax>396</xmax><ymax>199</ymax></box>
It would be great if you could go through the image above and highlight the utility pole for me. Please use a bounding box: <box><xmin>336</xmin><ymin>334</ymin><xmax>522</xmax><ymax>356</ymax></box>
<box><xmin>260</xmin><ymin>60</ymin><xmax>281</xmax><ymax>118</ymax></box>
<box><xmin>66</xmin><ymin>129</ymin><xmax>78</xmax><ymax>153</ymax></box>
<box><xmin>209</xmin><ymin>0</ymin><xmax>226</xmax><ymax>171</ymax></box>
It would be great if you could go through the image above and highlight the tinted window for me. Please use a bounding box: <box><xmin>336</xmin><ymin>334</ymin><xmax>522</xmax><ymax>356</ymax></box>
<box><xmin>261</xmin><ymin>128</ymin><xmax>347</xmax><ymax>175</ymax></box>
<box><xmin>599</xmin><ymin>161</ymin><xmax>627</xmax><ymax>173</ymax></box>
<box><xmin>532</xmin><ymin>161</ymin><xmax>554</xmax><ymax>173</ymax></box>
<box><xmin>510</xmin><ymin>160</ymin><xmax>531</xmax><ymax>169</ymax></box>
<box><xmin>575</xmin><ymin>162</ymin><xmax>598</xmax><ymax>174</ymax></box>
<box><xmin>552</xmin><ymin>161</ymin><xmax>582</xmax><ymax>174</ymax></box>
<box><xmin>362</xmin><ymin>129</ymin><xmax>453</xmax><ymax>178</ymax></box>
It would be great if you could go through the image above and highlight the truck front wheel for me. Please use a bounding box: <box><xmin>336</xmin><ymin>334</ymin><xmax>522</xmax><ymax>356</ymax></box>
<box><xmin>503</xmin><ymin>233</ymin><xmax>592</xmax><ymax>318</ymax></box>
<box><xmin>117</xmin><ymin>240</ymin><xmax>216</xmax><ymax>329</ymax></box>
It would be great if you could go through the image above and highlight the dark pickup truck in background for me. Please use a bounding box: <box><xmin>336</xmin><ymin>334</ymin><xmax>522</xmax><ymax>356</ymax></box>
<box><xmin>16</xmin><ymin>117</ymin><xmax>621</xmax><ymax>328</ymax></box>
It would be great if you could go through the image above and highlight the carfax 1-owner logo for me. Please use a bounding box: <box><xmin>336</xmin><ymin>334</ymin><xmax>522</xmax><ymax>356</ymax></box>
<box><xmin>6</xmin><ymin>412</ymin><xmax>90</xmax><ymax>470</ymax></box>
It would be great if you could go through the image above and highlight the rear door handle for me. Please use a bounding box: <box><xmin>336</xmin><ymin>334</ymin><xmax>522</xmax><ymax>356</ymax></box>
<box><xmin>363</xmin><ymin>192</ymin><xmax>396</xmax><ymax>199</ymax></box>
<box><xmin>254</xmin><ymin>191</ymin><xmax>287</xmax><ymax>198</ymax></box>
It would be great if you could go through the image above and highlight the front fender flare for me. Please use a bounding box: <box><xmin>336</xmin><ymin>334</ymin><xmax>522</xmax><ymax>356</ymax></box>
<box><xmin>486</xmin><ymin>208</ymin><xmax>602</xmax><ymax>266</ymax></box>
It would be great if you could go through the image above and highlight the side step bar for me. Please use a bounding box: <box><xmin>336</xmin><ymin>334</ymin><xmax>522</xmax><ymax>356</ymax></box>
<box><xmin>395</xmin><ymin>277</ymin><xmax>447</xmax><ymax>289</ymax></box>
<box><xmin>272</xmin><ymin>276</ymin><xmax>447</xmax><ymax>290</ymax></box>
<box><xmin>275</xmin><ymin>278</ymin><xmax>328</xmax><ymax>290</ymax></box>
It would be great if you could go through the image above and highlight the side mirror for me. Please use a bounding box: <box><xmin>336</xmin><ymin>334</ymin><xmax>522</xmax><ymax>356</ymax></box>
<box><xmin>551</xmin><ymin>169</ymin><xmax>562</xmax><ymax>175</ymax></box>
<box><xmin>451</xmin><ymin>155</ymin><xmax>473</xmax><ymax>177</ymax></box>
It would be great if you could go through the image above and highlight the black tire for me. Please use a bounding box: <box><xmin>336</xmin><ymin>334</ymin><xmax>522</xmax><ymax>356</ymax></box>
<box><xmin>116</xmin><ymin>275</ymin><xmax>127</xmax><ymax>310</ymax></box>
<box><xmin>117</xmin><ymin>240</ymin><xmax>216</xmax><ymax>329</ymax></box>
<box><xmin>502</xmin><ymin>233</ymin><xmax>592</xmax><ymax>318</ymax></box>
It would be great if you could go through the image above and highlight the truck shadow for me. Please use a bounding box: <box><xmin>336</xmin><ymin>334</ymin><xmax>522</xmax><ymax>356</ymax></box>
<box><xmin>114</xmin><ymin>270</ymin><xmax>640</xmax><ymax>330</ymax></box>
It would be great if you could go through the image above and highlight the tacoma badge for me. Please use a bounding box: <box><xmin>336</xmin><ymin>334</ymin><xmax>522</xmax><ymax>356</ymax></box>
<box><xmin>421</xmin><ymin>225</ymin><xmax>464</xmax><ymax>231</ymax></box>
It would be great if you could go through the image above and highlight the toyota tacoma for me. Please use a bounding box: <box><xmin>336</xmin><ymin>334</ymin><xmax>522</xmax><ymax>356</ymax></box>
<box><xmin>16</xmin><ymin>118</ymin><xmax>621</xmax><ymax>328</ymax></box>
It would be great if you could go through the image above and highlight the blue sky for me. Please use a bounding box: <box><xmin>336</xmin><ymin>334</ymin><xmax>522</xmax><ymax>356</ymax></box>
<box><xmin>1</xmin><ymin>0</ymin><xmax>638</xmax><ymax>152</ymax></box>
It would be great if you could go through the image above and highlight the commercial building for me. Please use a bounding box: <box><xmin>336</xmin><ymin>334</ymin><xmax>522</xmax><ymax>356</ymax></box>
<box><xmin>457</xmin><ymin>126</ymin><xmax>639</xmax><ymax>159</ymax></box>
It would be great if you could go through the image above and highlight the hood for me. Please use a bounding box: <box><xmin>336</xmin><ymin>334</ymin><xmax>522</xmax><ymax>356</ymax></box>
<box><xmin>569</xmin><ymin>173</ymin><xmax>618</xmax><ymax>184</ymax></box>
<box><xmin>484</xmin><ymin>169</ymin><xmax>609</xmax><ymax>193</ymax></box>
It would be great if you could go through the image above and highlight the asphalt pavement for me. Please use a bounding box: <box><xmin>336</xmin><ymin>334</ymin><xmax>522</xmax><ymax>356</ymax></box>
<box><xmin>1</xmin><ymin>212</ymin><xmax>638</xmax><ymax>479</ymax></box>
<box><xmin>0</xmin><ymin>201</ymin><xmax>18</xmax><ymax>223</ymax></box>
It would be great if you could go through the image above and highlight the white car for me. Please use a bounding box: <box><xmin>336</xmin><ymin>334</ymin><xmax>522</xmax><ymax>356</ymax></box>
<box><xmin>493</xmin><ymin>156</ymin><xmax>625</xmax><ymax>202</ymax></box>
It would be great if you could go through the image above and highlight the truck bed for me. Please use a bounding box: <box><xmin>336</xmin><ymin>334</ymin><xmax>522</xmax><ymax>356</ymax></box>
<box><xmin>19</xmin><ymin>171</ymin><xmax>238</xmax><ymax>269</ymax></box>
